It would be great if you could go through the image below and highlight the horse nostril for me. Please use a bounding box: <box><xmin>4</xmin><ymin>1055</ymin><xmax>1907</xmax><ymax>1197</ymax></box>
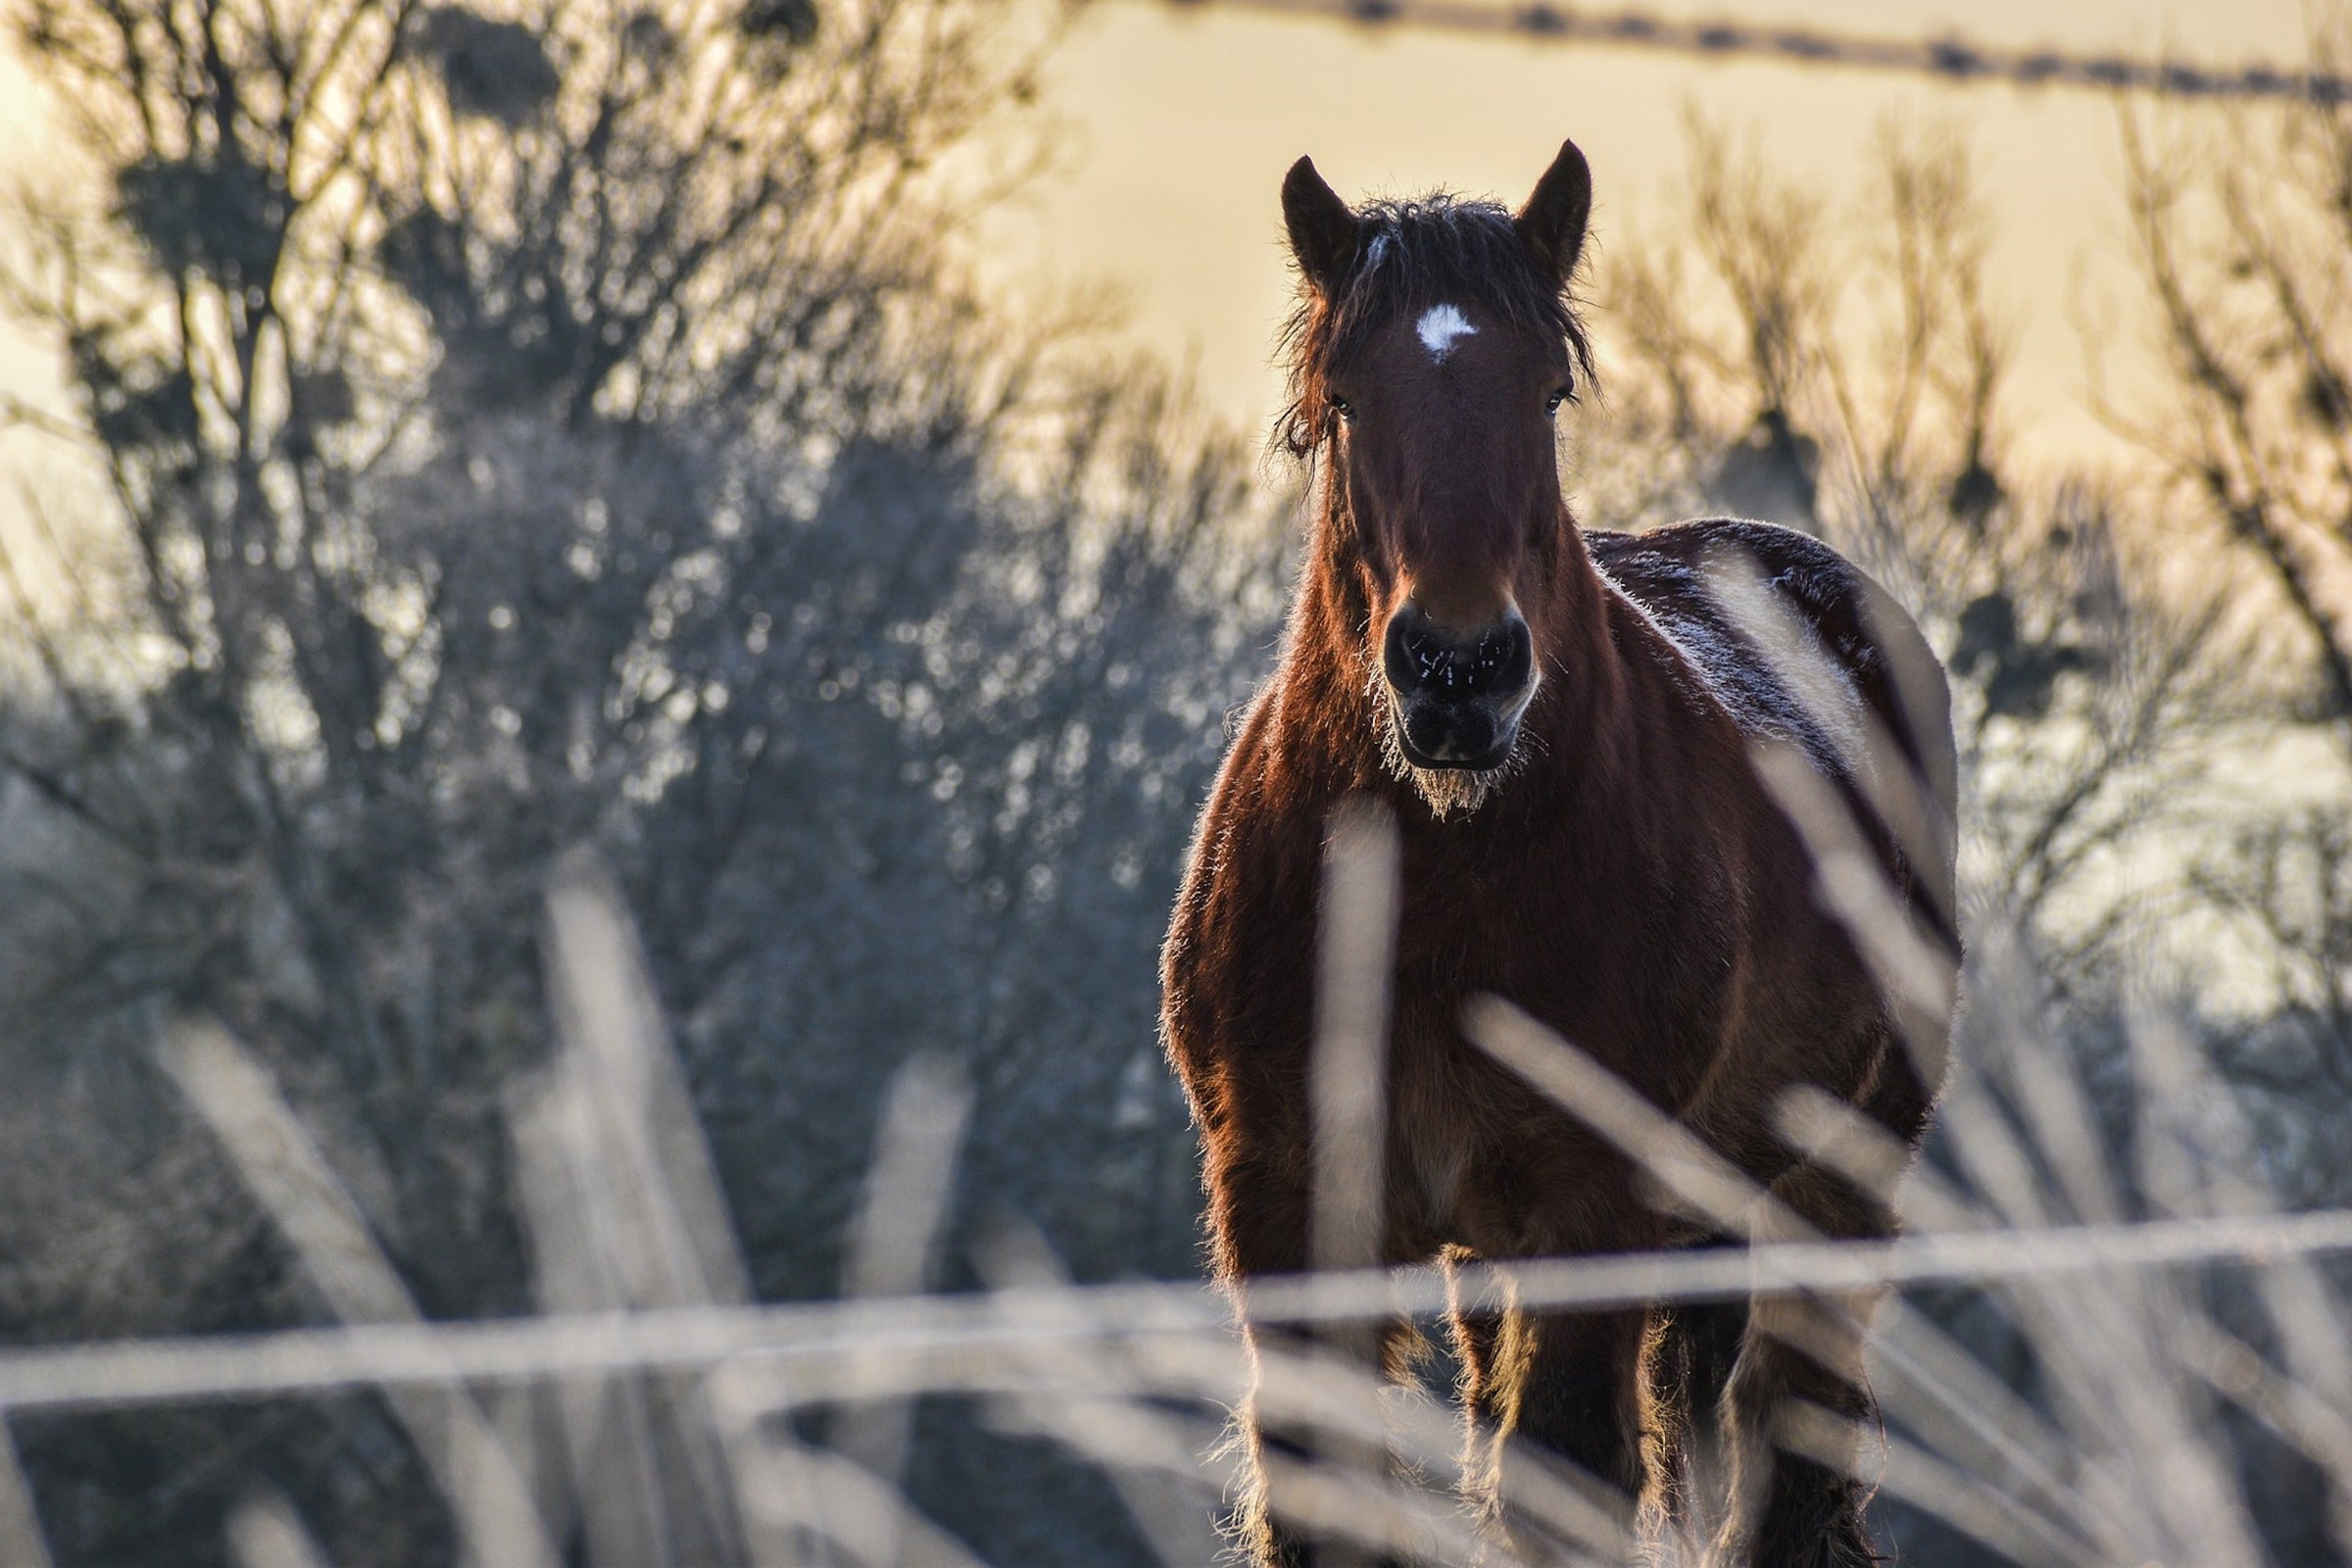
<box><xmin>1383</xmin><ymin>608</ymin><xmax>1533</xmax><ymax>701</ymax></box>
<box><xmin>1476</xmin><ymin>614</ymin><xmax>1534</xmax><ymax>698</ymax></box>
<box><xmin>1382</xmin><ymin>607</ymin><xmax>1428</xmax><ymax>695</ymax></box>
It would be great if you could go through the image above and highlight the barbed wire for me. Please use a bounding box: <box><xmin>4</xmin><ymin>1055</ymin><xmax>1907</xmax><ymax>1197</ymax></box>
<box><xmin>1156</xmin><ymin>0</ymin><xmax>2352</xmax><ymax>103</ymax></box>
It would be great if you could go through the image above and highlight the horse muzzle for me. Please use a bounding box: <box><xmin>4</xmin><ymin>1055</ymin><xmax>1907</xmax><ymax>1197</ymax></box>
<box><xmin>1381</xmin><ymin>605</ymin><xmax>1536</xmax><ymax>771</ymax></box>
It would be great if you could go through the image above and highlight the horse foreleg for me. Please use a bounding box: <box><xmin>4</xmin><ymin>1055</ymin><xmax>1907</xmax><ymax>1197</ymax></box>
<box><xmin>1644</xmin><ymin>1295</ymin><xmax>1748</xmax><ymax>1549</ymax></box>
<box><xmin>1470</xmin><ymin>1303</ymin><xmax>1651</xmax><ymax>1565</ymax></box>
<box><xmin>1211</xmin><ymin>1148</ymin><xmax>1415</xmax><ymax>1568</ymax></box>
<box><xmin>1444</xmin><ymin>1250</ymin><xmax>1509</xmax><ymax>1525</ymax></box>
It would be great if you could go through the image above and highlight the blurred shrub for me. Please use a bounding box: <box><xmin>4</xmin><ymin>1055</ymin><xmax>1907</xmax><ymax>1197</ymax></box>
<box><xmin>0</xmin><ymin>0</ymin><xmax>1278</xmax><ymax>1558</ymax></box>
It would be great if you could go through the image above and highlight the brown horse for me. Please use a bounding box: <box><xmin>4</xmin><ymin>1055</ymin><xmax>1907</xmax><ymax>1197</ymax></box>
<box><xmin>1159</xmin><ymin>140</ymin><xmax>1958</xmax><ymax>1566</ymax></box>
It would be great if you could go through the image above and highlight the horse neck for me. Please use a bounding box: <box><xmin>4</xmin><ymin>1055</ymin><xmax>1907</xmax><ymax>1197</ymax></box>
<box><xmin>1513</xmin><ymin>517</ymin><xmax>1630</xmax><ymax>787</ymax></box>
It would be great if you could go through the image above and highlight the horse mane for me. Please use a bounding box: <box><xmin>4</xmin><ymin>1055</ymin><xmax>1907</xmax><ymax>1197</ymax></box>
<box><xmin>1274</xmin><ymin>193</ymin><xmax>1597</xmax><ymax>460</ymax></box>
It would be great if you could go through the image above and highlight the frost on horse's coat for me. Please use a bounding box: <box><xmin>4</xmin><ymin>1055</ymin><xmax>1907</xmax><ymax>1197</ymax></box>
<box><xmin>1159</xmin><ymin>139</ymin><xmax>1958</xmax><ymax>1567</ymax></box>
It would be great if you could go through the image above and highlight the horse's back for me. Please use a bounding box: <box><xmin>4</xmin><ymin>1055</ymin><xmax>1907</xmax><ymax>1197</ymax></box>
<box><xmin>1586</xmin><ymin>516</ymin><xmax>1957</xmax><ymax>864</ymax></box>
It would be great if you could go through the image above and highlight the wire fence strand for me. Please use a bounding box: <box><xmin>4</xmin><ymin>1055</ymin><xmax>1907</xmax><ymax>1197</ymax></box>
<box><xmin>1152</xmin><ymin>0</ymin><xmax>2352</xmax><ymax>103</ymax></box>
<box><xmin>7</xmin><ymin>1206</ymin><xmax>2352</xmax><ymax>1416</ymax></box>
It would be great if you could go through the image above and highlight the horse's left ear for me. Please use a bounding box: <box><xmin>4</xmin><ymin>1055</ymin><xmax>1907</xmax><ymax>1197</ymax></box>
<box><xmin>1515</xmin><ymin>138</ymin><xmax>1592</xmax><ymax>285</ymax></box>
<box><xmin>1283</xmin><ymin>156</ymin><xmax>1363</xmax><ymax>295</ymax></box>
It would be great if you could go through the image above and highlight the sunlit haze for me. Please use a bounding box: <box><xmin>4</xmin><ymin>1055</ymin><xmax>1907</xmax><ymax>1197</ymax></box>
<box><xmin>973</xmin><ymin>0</ymin><xmax>2313</xmax><ymax>475</ymax></box>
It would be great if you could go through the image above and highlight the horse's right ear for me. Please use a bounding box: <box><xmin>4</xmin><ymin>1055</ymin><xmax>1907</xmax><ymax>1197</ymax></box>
<box><xmin>1515</xmin><ymin>138</ymin><xmax>1592</xmax><ymax>285</ymax></box>
<box><xmin>1282</xmin><ymin>156</ymin><xmax>1362</xmax><ymax>295</ymax></box>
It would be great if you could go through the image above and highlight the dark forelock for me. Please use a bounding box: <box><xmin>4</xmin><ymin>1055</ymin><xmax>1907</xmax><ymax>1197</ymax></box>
<box><xmin>1276</xmin><ymin>193</ymin><xmax>1595</xmax><ymax>460</ymax></box>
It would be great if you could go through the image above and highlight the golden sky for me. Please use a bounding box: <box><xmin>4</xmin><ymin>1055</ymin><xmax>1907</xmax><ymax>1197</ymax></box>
<box><xmin>0</xmin><ymin>0</ymin><xmax>2319</xmax><ymax>478</ymax></box>
<box><xmin>972</xmin><ymin>0</ymin><xmax>2316</xmax><ymax>476</ymax></box>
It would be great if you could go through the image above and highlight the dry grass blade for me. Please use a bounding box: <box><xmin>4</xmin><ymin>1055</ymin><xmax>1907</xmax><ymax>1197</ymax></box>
<box><xmin>1775</xmin><ymin>1403</ymin><xmax>2098</xmax><ymax>1566</ymax></box>
<box><xmin>511</xmin><ymin>1072</ymin><xmax>696</xmax><ymax>1568</ymax></box>
<box><xmin>1247</xmin><ymin>1446</ymin><xmax>1493</xmax><ymax>1561</ymax></box>
<box><xmin>1707</xmin><ymin>624</ymin><xmax>2276</xmax><ymax>1563</ymax></box>
<box><xmin>727</xmin><ymin>1431</ymin><xmax>996</xmax><ymax>1568</ymax></box>
<box><xmin>1744</xmin><ymin>739</ymin><xmax>1957</xmax><ymax>1032</ymax></box>
<box><xmin>1283</xmin><ymin>794</ymin><xmax>1403</xmax><ymax>1564</ymax></box>
<box><xmin>1771</xmin><ymin>1088</ymin><xmax>1966</xmax><ymax>1232</ymax></box>
<box><xmin>1771</xmin><ymin>1090</ymin><xmax>2144</xmax><ymax>1553</ymax></box>
<box><xmin>2135</xmin><ymin>1004</ymin><xmax>2352</xmax><ymax>1420</ymax></box>
<box><xmin>824</xmin><ymin>1053</ymin><xmax>977</xmax><ymax>1563</ymax></box>
<box><xmin>225</xmin><ymin>1488</ymin><xmax>336</xmax><ymax>1568</ymax></box>
<box><xmin>0</xmin><ymin>1419</ymin><xmax>56</xmax><ymax>1568</ymax></box>
<box><xmin>15</xmin><ymin>886</ymin><xmax>2352</xmax><ymax>1567</ymax></box>
<box><xmin>1459</xmin><ymin>1000</ymin><xmax>2147</xmax><ymax>1563</ymax></box>
<box><xmin>11</xmin><ymin>1208</ymin><xmax>2352</xmax><ymax>1413</ymax></box>
<box><xmin>533</xmin><ymin>868</ymin><xmax>992</xmax><ymax>1566</ymax></box>
<box><xmin>1736</xmin><ymin>742</ymin><xmax>2286</xmax><ymax>1566</ymax></box>
<box><xmin>702</xmin><ymin>1361</ymin><xmax>830</xmax><ymax>1568</ymax></box>
<box><xmin>1700</xmin><ymin>546</ymin><xmax>1958</xmax><ymax>938</ymax></box>
<box><xmin>972</xmin><ymin>1230</ymin><xmax>1233</xmax><ymax>1565</ymax></box>
<box><xmin>1312</xmin><ymin>795</ymin><xmax>1399</xmax><ymax>1274</ymax></box>
<box><xmin>834</xmin><ymin>1052</ymin><xmax>974</xmax><ymax>1508</ymax></box>
<box><xmin>981</xmin><ymin>1365</ymin><xmax>1234</xmax><ymax>1564</ymax></box>
<box><xmin>541</xmin><ymin>857</ymin><xmax>753</xmax><ymax>1310</ymax></box>
<box><xmin>158</xmin><ymin>1019</ymin><xmax>563</xmax><ymax>1568</ymax></box>
<box><xmin>529</xmin><ymin>858</ymin><xmax>775</xmax><ymax>1567</ymax></box>
<box><xmin>1462</xmin><ymin>997</ymin><xmax>1790</xmax><ymax>1247</ymax></box>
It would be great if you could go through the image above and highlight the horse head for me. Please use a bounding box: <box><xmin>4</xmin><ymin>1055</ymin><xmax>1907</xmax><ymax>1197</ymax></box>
<box><xmin>1279</xmin><ymin>140</ymin><xmax>1595</xmax><ymax>817</ymax></box>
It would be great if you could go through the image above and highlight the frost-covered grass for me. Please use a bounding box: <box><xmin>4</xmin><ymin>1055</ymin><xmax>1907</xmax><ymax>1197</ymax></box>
<box><xmin>3</xmin><ymin>740</ymin><xmax>2350</xmax><ymax>1568</ymax></box>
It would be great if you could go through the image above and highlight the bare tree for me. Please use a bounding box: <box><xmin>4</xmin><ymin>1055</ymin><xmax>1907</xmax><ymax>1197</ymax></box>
<box><xmin>1586</xmin><ymin>117</ymin><xmax>2239</xmax><ymax>989</ymax></box>
<box><xmin>2120</xmin><ymin>29</ymin><xmax>2352</xmax><ymax>734</ymax></box>
<box><xmin>2110</xmin><ymin>18</ymin><xmax>2352</xmax><ymax>1160</ymax></box>
<box><xmin>1583</xmin><ymin>111</ymin><xmax>2351</xmax><ymax>1568</ymax></box>
<box><xmin>0</xmin><ymin>0</ymin><xmax>1290</xmax><ymax>1559</ymax></box>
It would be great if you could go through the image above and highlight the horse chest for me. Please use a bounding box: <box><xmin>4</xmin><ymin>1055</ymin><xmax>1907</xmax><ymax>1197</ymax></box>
<box><xmin>1390</xmin><ymin>839</ymin><xmax>1738</xmax><ymax>1054</ymax></box>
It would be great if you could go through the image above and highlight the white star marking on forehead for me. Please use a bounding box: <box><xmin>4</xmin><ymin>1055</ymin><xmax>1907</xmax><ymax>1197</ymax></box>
<box><xmin>1416</xmin><ymin>304</ymin><xmax>1478</xmax><ymax>364</ymax></box>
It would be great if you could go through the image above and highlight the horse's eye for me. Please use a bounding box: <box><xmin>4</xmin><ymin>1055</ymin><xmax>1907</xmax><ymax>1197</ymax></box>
<box><xmin>1544</xmin><ymin>388</ymin><xmax>1570</xmax><ymax>416</ymax></box>
<box><xmin>1328</xmin><ymin>395</ymin><xmax>1353</xmax><ymax>422</ymax></box>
